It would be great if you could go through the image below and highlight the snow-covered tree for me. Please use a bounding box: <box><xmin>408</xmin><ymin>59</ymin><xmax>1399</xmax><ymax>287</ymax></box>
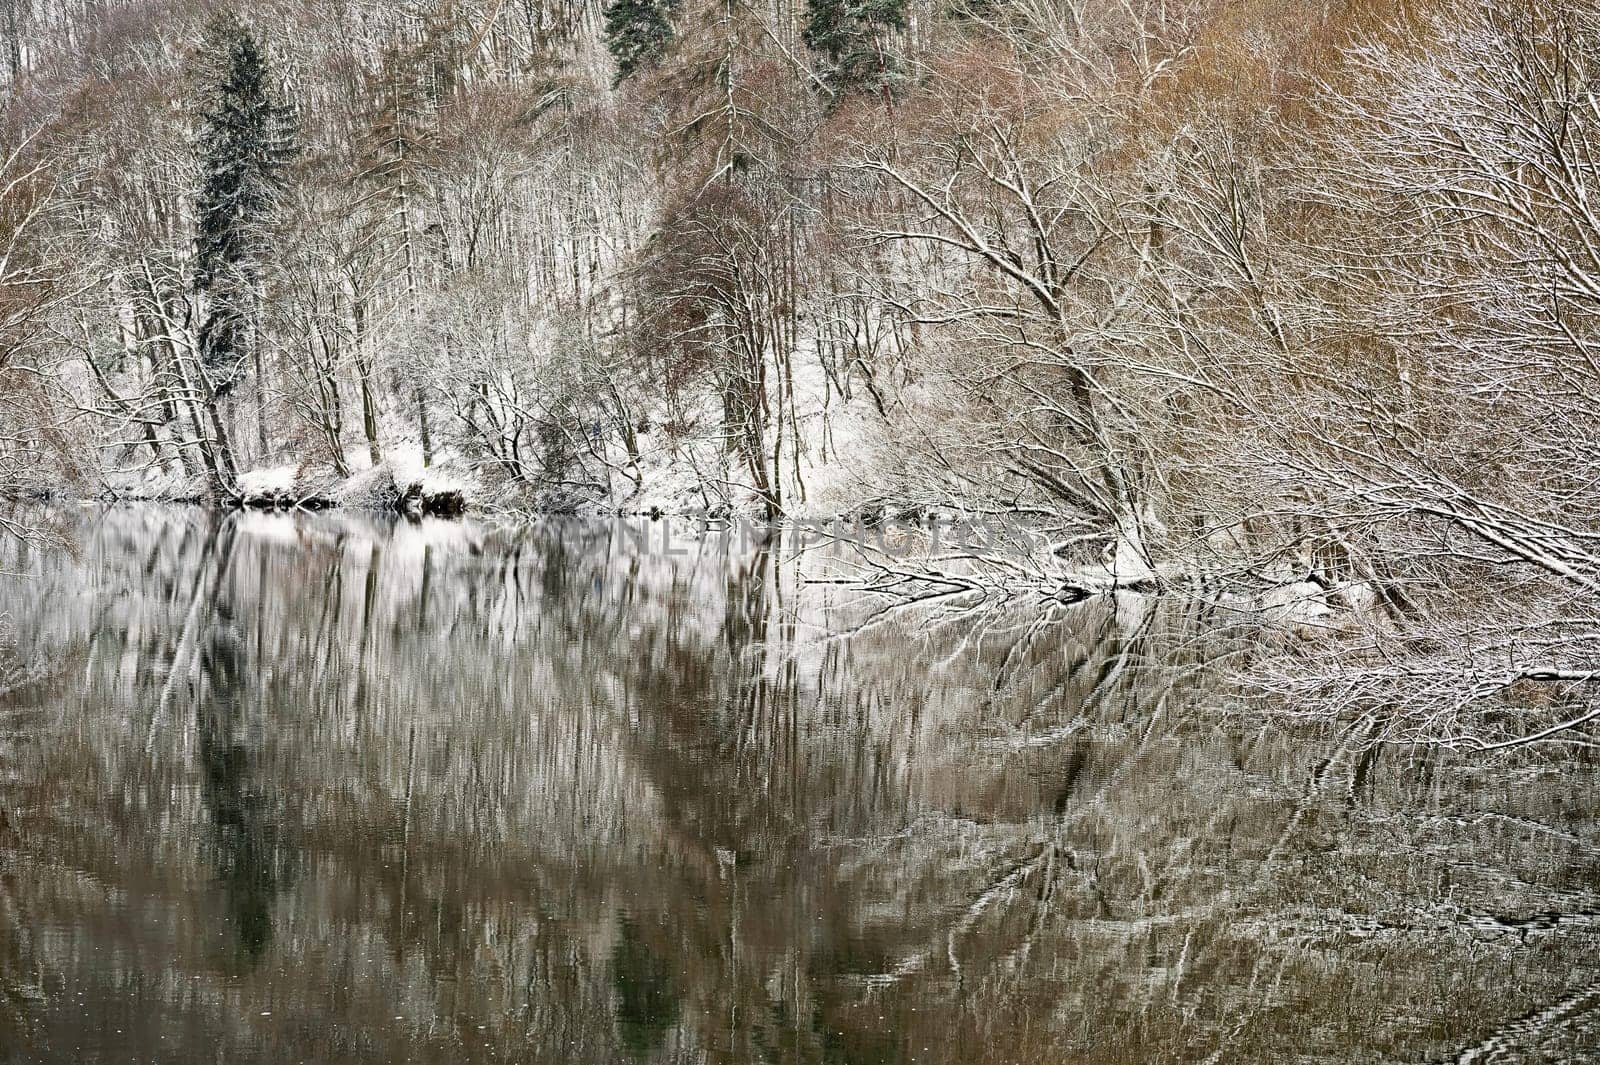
<box><xmin>802</xmin><ymin>0</ymin><xmax>906</xmax><ymax>93</ymax></box>
<box><xmin>604</xmin><ymin>0</ymin><xmax>680</xmax><ymax>84</ymax></box>
<box><xmin>192</xmin><ymin>14</ymin><xmax>296</xmax><ymax>491</ymax></box>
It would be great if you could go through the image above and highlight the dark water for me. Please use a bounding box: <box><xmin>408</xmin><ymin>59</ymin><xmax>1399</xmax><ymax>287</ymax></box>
<box><xmin>0</xmin><ymin>507</ymin><xmax>1598</xmax><ymax>1064</ymax></box>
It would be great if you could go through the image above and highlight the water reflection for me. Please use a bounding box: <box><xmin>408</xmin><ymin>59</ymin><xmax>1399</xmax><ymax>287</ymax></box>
<box><xmin>193</xmin><ymin>520</ymin><xmax>290</xmax><ymax>963</ymax></box>
<box><xmin>0</xmin><ymin>506</ymin><xmax>1597</xmax><ymax>1063</ymax></box>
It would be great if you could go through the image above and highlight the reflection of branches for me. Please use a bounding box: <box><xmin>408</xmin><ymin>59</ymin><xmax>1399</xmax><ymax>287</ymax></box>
<box><xmin>862</xmin><ymin>843</ymin><xmax>1058</xmax><ymax>991</ymax></box>
<box><xmin>146</xmin><ymin>516</ymin><xmax>227</xmax><ymax>749</ymax></box>
<box><xmin>1426</xmin><ymin>977</ymin><xmax>1600</xmax><ymax>1065</ymax></box>
<box><xmin>6</xmin><ymin>509</ymin><xmax>1600</xmax><ymax>1063</ymax></box>
<box><xmin>0</xmin><ymin>652</ymin><xmax>53</xmax><ymax>701</ymax></box>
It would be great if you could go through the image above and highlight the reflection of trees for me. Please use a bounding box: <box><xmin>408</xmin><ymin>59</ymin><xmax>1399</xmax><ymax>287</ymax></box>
<box><xmin>0</xmin><ymin>508</ymin><xmax>1598</xmax><ymax>1062</ymax></box>
<box><xmin>612</xmin><ymin>916</ymin><xmax>680</xmax><ymax>1058</ymax></box>
<box><xmin>193</xmin><ymin>519</ymin><xmax>292</xmax><ymax>962</ymax></box>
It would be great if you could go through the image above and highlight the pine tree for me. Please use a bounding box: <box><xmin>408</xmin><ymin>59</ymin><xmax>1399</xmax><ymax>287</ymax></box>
<box><xmin>802</xmin><ymin>0</ymin><xmax>906</xmax><ymax>93</ymax></box>
<box><xmin>191</xmin><ymin>14</ymin><xmax>295</xmax><ymax>490</ymax></box>
<box><xmin>603</xmin><ymin>0</ymin><xmax>679</xmax><ymax>85</ymax></box>
<box><xmin>194</xmin><ymin>16</ymin><xmax>294</xmax><ymax>354</ymax></box>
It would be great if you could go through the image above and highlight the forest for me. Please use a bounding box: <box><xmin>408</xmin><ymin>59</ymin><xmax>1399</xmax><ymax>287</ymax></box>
<box><xmin>1</xmin><ymin>0</ymin><xmax>1598</xmax><ymax>748</ymax></box>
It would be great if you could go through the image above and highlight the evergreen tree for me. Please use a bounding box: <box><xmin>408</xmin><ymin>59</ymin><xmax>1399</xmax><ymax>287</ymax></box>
<box><xmin>603</xmin><ymin>0</ymin><xmax>679</xmax><ymax>85</ymax></box>
<box><xmin>191</xmin><ymin>13</ymin><xmax>294</xmax><ymax>490</ymax></box>
<box><xmin>802</xmin><ymin>0</ymin><xmax>906</xmax><ymax>93</ymax></box>
<box><xmin>193</xmin><ymin>15</ymin><xmax>294</xmax><ymax>386</ymax></box>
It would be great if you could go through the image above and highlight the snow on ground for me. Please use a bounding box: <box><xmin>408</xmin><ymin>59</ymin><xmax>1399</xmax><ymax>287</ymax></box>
<box><xmin>579</xmin><ymin>343</ymin><xmax>899</xmax><ymax>518</ymax></box>
<box><xmin>103</xmin><ymin>464</ymin><xmax>205</xmax><ymax>501</ymax></box>
<box><xmin>92</xmin><ymin>339</ymin><xmax>898</xmax><ymax>522</ymax></box>
<box><xmin>329</xmin><ymin>464</ymin><xmax>401</xmax><ymax>509</ymax></box>
<box><xmin>237</xmin><ymin>465</ymin><xmax>300</xmax><ymax>497</ymax></box>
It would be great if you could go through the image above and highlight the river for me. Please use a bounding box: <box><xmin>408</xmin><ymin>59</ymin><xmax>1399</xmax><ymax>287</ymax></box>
<box><xmin>0</xmin><ymin>506</ymin><xmax>1597</xmax><ymax>1063</ymax></box>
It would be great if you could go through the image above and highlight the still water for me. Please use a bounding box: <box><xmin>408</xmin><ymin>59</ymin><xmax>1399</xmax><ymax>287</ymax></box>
<box><xmin>1</xmin><ymin>506</ymin><xmax>1598</xmax><ymax>1064</ymax></box>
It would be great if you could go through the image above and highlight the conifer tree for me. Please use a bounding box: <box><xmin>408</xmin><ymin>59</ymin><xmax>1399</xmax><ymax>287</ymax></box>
<box><xmin>192</xmin><ymin>13</ymin><xmax>295</xmax><ymax>490</ymax></box>
<box><xmin>802</xmin><ymin>0</ymin><xmax>906</xmax><ymax>92</ymax></box>
<box><xmin>603</xmin><ymin>0</ymin><xmax>679</xmax><ymax>84</ymax></box>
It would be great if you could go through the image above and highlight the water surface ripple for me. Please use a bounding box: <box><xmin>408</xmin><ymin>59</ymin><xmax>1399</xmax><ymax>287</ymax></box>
<box><xmin>1</xmin><ymin>506</ymin><xmax>1597</xmax><ymax>1064</ymax></box>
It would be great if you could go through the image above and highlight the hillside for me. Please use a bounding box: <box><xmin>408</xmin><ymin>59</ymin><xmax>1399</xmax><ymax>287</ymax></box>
<box><xmin>2</xmin><ymin>0</ymin><xmax>1599</xmax><ymax>746</ymax></box>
